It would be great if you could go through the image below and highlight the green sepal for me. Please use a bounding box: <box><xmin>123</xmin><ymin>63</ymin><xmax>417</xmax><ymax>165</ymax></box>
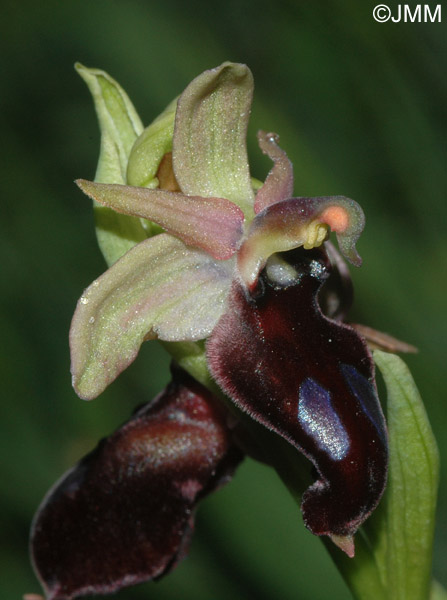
<box><xmin>70</xmin><ymin>234</ymin><xmax>233</xmax><ymax>400</ymax></box>
<box><xmin>127</xmin><ymin>97</ymin><xmax>177</xmax><ymax>188</ymax></box>
<box><xmin>173</xmin><ymin>62</ymin><xmax>255</xmax><ymax>219</ymax></box>
<box><xmin>75</xmin><ymin>63</ymin><xmax>147</xmax><ymax>266</ymax></box>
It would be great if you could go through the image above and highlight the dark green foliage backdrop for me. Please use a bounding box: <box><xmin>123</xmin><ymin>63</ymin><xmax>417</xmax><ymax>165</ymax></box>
<box><xmin>1</xmin><ymin>1</ymin><xmax>445</xmax><ymax>598</ymax></box>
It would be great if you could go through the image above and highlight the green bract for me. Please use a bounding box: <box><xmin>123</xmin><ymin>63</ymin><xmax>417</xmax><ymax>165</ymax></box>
<box><xmin>373</xmin><ymin>351</ymin><xmax>440</xmax><ymax>600</ymax></box>
<box><xmin>327</xmin><ymin>351</ymin><xmax>441</xmax><ymax>600</ymax></box>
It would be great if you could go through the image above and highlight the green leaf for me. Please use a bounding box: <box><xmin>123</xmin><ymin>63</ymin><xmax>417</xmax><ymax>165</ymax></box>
<box><xmin>372</xmin><ymin>350</ymin><xmax>439</xmax><ymax>600</ymax></box>
<box><xmin>173</xmin><ymin>62</ymin><xmax>255</xmax><ymax>219</ymax></box>
<box><xmin>75</xmin><ymin>63</ymin><xmax>147</xmax><ymax>266</ymax></box>
<box><xmin>127</xmin><ymin>97</ymin><xmax>177</xmax><ymax>188</ymax></box>
<box><xmin>323</xmin><ymin>352</ymin><xmax>439</xmax><ymax>600</ymax></box>
<box><xmin>431</xmin><ymin>581</ymin><xmax>447</xmax><ymax>600</ymax></box>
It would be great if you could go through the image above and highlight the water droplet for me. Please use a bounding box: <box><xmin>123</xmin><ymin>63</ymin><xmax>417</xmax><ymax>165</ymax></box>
<box><xmin>89</xmin><ymin>316</ymin><xmax>95</xmax><ymax>324</ymax></box>
<box><xmin>80</xmin><ymin>296</ymin><xmax>89</xmax><ymax>305</ymax></box>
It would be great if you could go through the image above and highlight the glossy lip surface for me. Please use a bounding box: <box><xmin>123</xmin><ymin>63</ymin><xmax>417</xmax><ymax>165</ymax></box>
<box><xmin>30</xmin><ymin>368</ymin><xmax>243</xmax><ymax>600</ymax></box>
<box><xmin>207</xmin><ymin>246</ymin><xmax>388</xmax><ymax>541</ymax></box>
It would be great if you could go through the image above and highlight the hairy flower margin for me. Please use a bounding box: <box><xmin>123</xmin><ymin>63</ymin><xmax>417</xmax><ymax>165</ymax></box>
<box><xmin>29</xmin><ymin>62</ymin><xmax>440</xmax><ymax>600</ymax></box>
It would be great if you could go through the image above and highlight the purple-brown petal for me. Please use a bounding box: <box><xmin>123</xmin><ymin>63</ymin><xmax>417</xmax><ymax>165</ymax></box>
<box><xmin>207</xmin><ymin>247</ymin><xmax>387</xmax><ymax>547</ymax></box>
<box><xmin>319</xmin><ymin>241</ymin><xmax>354</xmax><ymax>321</ymax></box>
<box><xmin>254</xmin><ymin>131</ymin><xmax>294</xmax><ymax>214</ymax></box>
<box><xmin>30</xmin><ymin>368</ymin><xmax>242</xmax><ymax>600</ymax></box>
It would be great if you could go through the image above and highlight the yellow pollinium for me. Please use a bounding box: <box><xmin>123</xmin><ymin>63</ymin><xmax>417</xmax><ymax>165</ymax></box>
<box><xmin>303</xmin><ymin>221</ymin><xmax>329</xmax><ymax>250</ymax></box>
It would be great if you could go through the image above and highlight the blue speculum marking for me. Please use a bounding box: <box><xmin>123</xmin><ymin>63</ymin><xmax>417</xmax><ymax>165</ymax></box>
<box><xmin>298</xmin><ymin>378</ymin><xmax>350</xmax><ymax>461</ymax></box>
<box><xmin>340</xmin><ymin>364</ymin><xmax>386</xmax><ymax>443</ymax></box>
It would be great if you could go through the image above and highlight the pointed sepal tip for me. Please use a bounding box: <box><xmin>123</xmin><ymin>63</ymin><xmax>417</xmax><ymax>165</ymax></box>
<box><xmin>329</xmin><ymin>534</ymin><xmax>355</xmax><ymax>558</ymax></box>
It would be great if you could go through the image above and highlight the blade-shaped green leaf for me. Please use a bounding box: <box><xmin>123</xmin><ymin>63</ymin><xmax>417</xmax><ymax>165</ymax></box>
<box><xmin>372</xmin><ymin>350</ymin><xmax>439</xmax><ymax>600</ymax></box>
<box><xmin>127</xmin><ymin>97</ymin><xmax>177</xmax><ymax>188</ymax></box>
<box><xmin>173</xmin><ymin>62</ymin><xmax>255</xmax><ymax>218</ymax></box>
<box><xmin>431</xmin><ymin>581</ymin><xmax>447</xmax><ymax>600</ymax></box>
<box><xmin>70</xmin><ymin>234</ymin><xmax>233</xmax><ymax>400</ymax></box>
<box><xmin>75</xmin><ymin>63</ymin><xmax>147</xmax><ymax>266</ymax></box>
<box><xmin>322</xmin><ymin>352</ymin><xmax>439</xmax><ymax>600</ymax></box>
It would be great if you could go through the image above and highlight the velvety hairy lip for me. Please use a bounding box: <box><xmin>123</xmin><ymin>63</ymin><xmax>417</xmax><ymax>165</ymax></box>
<box><xmin>207</xmin><ymin>246</ymin><xmax>388</xmax><ymax>550</ymax></box>
<box><xmin>31</xmin><ymin>367</ymin><xmax>242</xmax><ymax>600</ymax></box>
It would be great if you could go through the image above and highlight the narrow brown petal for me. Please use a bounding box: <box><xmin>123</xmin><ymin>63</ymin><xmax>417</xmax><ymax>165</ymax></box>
<box><xmin>350</xmin><ymin>323</ymin><xmax>418</xmax><ymax>354</ymax></box>
<box><xmin>254</xmin><ymin>131</ymin><xmax>294</xmax><ymax>214</ymax></box>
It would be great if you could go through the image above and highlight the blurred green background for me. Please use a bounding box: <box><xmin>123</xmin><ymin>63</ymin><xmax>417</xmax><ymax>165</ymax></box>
<box><xmin>1</xmin><ymin>0</ymin><xmax>446</xmax><ymax>598</ymax></box>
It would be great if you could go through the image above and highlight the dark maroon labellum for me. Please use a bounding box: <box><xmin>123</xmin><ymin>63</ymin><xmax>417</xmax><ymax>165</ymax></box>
<box><xmin>30</xmin><ymin>367</ymin><xmax>242</xmax><ymax>600</ymax></box>
<box><xmin>207</xmin><ymin>246</ymin><xmax>388</xmax><ymax>542</ymax></box>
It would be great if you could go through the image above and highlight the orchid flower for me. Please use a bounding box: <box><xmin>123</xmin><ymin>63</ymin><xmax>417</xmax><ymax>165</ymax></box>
<box><xmin>30</xmin><ymin>62</ymin><xmax>392</xmax><ymax>600</ymax></box>
<box><xmin>31</xmin><ymin>365</ymin><xmax>243</xmax><ymax>599</ymax></box>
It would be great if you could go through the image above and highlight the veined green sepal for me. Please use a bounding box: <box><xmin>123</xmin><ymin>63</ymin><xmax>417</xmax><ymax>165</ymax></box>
<box><xmin>75</xmin><ymin>63</ymin><xmax>147</xmax><ymax>266</ymax></box>
<box><xmin>70</xmin><ymin>234</ymin><xmax>233</xmax><ymax>400</ymax></box>
<box><xmin>173</xmin><ymin>62</ymin><xmax>255</xmax><ymax>219</ymax></box>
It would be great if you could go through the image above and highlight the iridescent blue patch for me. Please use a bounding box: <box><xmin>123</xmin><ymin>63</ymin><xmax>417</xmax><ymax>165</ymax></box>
<box><xmin>298</xmin><ymin>378</ymin><xmax>350</xmax><ymax>461</ymax></box>
<box><xmin>340</xmin><ymin>364</ymin><xmax>386</xmax><ymax>443</ymax></box>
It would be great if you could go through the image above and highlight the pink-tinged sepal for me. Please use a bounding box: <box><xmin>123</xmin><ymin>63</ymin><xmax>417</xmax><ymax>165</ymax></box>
<box><xmin>31</xmin><ymin>366</ymin><xmax>243</xmax><ymax>600</ymax></box>
<box><xmin>207</xmin><ymin>247</ymin><xmax>387</xmax><ymax>545</ymax></box>
<box><xmin>237</xmin><ymin>195</ymin><xmax>365</xmax><ymax>291</ymax></box>
<box><xmin>76</xmin><ymin>179</ymin><xmax>244</xmax><ymax>260</ymax></box>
